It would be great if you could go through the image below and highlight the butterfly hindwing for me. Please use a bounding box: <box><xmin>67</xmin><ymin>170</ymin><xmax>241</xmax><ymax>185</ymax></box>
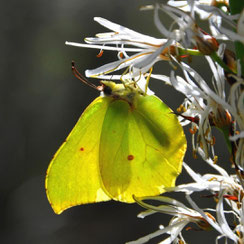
<box><xmin>99</xmin><ymin>95</ymin><xmax>186</xmax><ymax>202</ymax></box>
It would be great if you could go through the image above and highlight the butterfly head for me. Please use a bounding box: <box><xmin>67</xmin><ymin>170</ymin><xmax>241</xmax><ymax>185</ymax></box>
<box><xmin>100</xmin><ymin>80</ymin><xmax>144</xmax><ymax>105</ymax></box>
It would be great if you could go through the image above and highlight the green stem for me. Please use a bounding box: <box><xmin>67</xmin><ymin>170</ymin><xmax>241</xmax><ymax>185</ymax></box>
<box><xmin>177</xmin><ymin>47</ymin><xmax>203</xmax><ymax>57</ymax></box>
<box><xmin>229</xmin><ymin>0</ymin><xmax>244</xmax><ymax>77</ymax></box>
<box><xmin>177</xmin><ymin>48</ymin><xmax>235</xmax><ymax>74</ymax></box>
<box><xmin>210</xmin><ymin>52</ymin><xmax>234</xmax><ymax>74</ymax></box>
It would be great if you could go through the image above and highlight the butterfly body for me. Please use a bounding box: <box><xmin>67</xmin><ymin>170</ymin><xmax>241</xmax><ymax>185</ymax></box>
<box><xmin>46</xmin><ymin>81</ymin><xmax>186</xmax><ymax>214</ymax></box>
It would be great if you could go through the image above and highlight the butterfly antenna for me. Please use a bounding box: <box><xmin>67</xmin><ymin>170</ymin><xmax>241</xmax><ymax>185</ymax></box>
<box><xmin>71</xmin><ymin>61</ymin><xmax>99</xmax><ymax>90</ymax></box>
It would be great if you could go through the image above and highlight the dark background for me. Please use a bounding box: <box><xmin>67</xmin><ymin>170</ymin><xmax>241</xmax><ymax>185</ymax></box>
<box><xmin>1</xmin><ymin>0</ymin><xmax>232</xmax><ymax>243</ymax></box>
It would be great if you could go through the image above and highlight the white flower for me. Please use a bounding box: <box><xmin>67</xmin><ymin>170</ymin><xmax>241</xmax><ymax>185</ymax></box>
<box><xmin>170</xmin><ymin>45</ymin><xmax>231</xmax><ymax>159</ymax></box>
<box><xmin>126</xmin><ymin>194</ymin><xmax>215</xmax><ymax>244</ymax></box>
<box><xmin>166</xmin><ymin>0</ymin><xmax>238</xmax><ymax>40</ymax></box>
<box><xmin>215</xmin><ymin>9</ymin><xmax>244</xmax><ymax>44</ymax></box>
<box><xmin>177</xmin><ymin>163</ymin><xmax>243</xmax><ymax>243</ymax></box>
<box><xmin>141</xmin><ymin>3</ymin><xmax>220</xmax><ymax>54</ymax></box>
<box><xmin>66</xmin><ymin>17</ymin><xmax>174</xmax><ymax>78</ymax></box>
<box><xmin>167</xmin><ymin>0</ymin><xmax>224</xmax><ymax>19</ymax></box>
<box><xmin>126</xmin><ymin>162</ymin><xmax>243</xmax><ymax>244</ymax></box>
<box><xmin>228</xmin><ymin>75</ymin><xmax>244</xmax><ymax>168</ymax></box>
<box><xmin>65</xmin><ymin>4</ymin><xmax>223</xmax><ymax>83</ymax></box>
<box><xmin>148</xmin><ymin>43</ymin><xmax>244</xmax><ymax>165</ymax></box>
<box><xmin>142</xmin><ymin>3</ymin><xmax>197</xmax><ymax>47</ymax></box>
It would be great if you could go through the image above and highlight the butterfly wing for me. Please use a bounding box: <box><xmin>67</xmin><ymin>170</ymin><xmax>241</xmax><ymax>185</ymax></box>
<box><xmin>45</xmin><ymin>97</ymin><xmax>112</xmax><ymax>214</ymax></box>
<box><xmin>99</xmin><ymin>95</ymin><xmax>186</xmax><ymax>202</ymax></box>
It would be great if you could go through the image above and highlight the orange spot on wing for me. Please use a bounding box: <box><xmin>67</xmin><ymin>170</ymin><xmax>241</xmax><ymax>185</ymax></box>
<box><xmin>127</xmin><ymin>155</ymin><xmax>134</xmax><ymax>161</ymax></box>
<box><xmin>80</xmin><ymin>147</ymin><xmax>84</xmax><ymax>151</ymax></box>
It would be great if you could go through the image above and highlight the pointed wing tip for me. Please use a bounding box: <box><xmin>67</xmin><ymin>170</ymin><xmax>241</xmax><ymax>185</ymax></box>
<box><xmin>49</xmin><ymin>201</ymin><xmax>75</xmax><ymax>215</ymax></box>
<box><xmin>52</xmin><ymin>206</ymin><xmax>65</xmax><ymax>215</ymax></box>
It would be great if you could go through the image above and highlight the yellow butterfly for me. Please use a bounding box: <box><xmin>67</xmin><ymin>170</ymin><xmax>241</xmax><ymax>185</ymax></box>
<box><xmin>46</xmin><ymin>63</ymin><xmax>186</xmax><ymax>214</ymax></box>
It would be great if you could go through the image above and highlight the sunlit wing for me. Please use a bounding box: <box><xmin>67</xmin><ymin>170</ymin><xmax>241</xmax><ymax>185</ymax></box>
<box><xmin>99</xmin><ymin>96</ymin><xmax>186</xmax><ymax>202</ymax></box>
<box><xmin>46</xmin><ymin>97</ymin><xmax>112</xmax><ymax>214</ymax></box>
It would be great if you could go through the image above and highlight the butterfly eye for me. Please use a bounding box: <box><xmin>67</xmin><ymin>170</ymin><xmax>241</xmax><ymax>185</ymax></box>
<box><xmin>103</xmin><ymin>85</ymin><xmax>113</xmax><ymax>96</ymax></box>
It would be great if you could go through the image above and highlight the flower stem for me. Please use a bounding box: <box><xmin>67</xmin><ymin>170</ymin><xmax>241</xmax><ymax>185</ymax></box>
<box><xmin>177</xmin><ymin>47</ymin><xmax>203</xmax><ymax>57</ymax></box>
<box><xmin>177</xmin><ymin>48</ymin><xmax>235</xmax><ymax>74</ymax></box>
<box><xmin>210</xmin><ymin>52</ymin><xmax>234</xmax><ymax>74</ymax></box>
<box><xmin>229</xmin><ymin>0</ymin><xmax>244</xmax><ymax>77</ymax></box>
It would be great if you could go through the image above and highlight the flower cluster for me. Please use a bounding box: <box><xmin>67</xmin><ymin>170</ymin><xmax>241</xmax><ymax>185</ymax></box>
<box><xmin>66</xmin><ymin>0</ymin><xmax>244</xmax><ymax>243</ymax></box>
<box><xmin>126</xmin><ymin>160</ymin><xmax>244</xmax><ymax>243</ymax></box>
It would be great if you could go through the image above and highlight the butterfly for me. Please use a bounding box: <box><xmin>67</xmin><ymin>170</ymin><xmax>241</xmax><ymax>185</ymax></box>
<box><xmin>45</xmin><ymin>62</ymin><xmax>186</xmax><ymax>214</ymax></box>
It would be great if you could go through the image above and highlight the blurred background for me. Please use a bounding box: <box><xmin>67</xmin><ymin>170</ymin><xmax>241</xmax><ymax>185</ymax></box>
<box><xmin>1</xmin><ymin>0</ymin><xmax>232</xmax><ymax>243</ymax></box>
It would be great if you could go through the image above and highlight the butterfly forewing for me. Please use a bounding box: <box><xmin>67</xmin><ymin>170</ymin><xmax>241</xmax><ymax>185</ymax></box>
<box><xmin>45</xmin><ymin>97</ymin><xmax>112</xmax><ymax>214</ymax></box>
